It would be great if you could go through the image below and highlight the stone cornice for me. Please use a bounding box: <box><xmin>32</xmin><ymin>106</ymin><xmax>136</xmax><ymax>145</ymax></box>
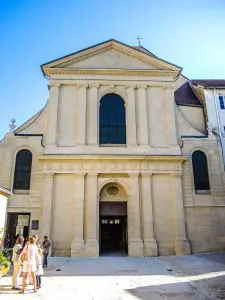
<box><xmin>44</xmin><ymin>67</ymin><xmax>178</xmax><ymax>78</ymax></box>
<box><xmin>38</xmin><ymin>155</ymin><xmax>187</xmax><ymax>162</ymax></box>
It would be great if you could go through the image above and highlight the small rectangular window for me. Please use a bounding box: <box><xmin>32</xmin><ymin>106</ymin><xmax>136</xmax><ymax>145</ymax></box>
<box><xmin>219</xmin><ymin>96</ymin><xmax>225</xmax><ymax>109</ymax></box>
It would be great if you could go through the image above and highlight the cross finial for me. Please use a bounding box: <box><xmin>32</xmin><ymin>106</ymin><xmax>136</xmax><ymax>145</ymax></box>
<box><xmin>136</xmin><ymin>36</ymin><xmax>142</xmax><ymax>46</ymax></box>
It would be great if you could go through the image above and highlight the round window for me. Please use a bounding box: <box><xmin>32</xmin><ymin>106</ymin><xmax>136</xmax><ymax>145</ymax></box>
<box><xmin>107</xmin><ymin>186</ymin><xmax>119</xmax><ymax>196</ymax></box>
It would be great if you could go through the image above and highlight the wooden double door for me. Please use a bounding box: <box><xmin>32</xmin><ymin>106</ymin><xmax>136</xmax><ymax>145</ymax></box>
<box><xmin>99</xmin><ymin>202</ymin><xmax>128</xmax><ymax>255</ymax></box>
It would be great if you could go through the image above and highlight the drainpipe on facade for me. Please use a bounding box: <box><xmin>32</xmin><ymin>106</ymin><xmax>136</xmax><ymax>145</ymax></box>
<box><xmin>213</xmin><ymin>88</ymin><xmax>225</xmax><ymax>170</ymax></box>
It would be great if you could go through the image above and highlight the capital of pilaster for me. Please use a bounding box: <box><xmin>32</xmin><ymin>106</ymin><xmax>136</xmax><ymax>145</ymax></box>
<box><xmin>87</xmin><ymin>173</ymin><xmax>99</xmax><ymax>178</ymax></box>
<box><xmin>170</xmin><ymin>171</ymin><xmax>183</xmax><ymax>178</ymax></box>
<box><xmin>163</xmin><ymin>84</ymin><xmax>174</xmax><ymax>90</ymax></box>
<box><xmin>50</xmin><ymin>82</ymin><xmax>61</xmax><ymax>88</ymax></box>
<box><xmin>44</xmin><ymin>173</ymin><xmax>54</xmax><ymax>179</ymax></box>
<box><xmin>77</xmin><ymin>83</ymin><xmax>88</xmax><ymax>88</ymax></box>
<box><xmin>141</xmin><ymin>173</ymin><xmax>153</xmax><ymax>178</ymax></box>
<box><xmin>129</xmin><ymin>173</ymin><xmax>140</xmax><ymax>178</ymax></box>
<box><xmin>89</xmin><ymin>83</ymin><xmax>99</xmax><ymax>88</ymax></box>
<box><xmin>74</xmin><ymin>173</ymin><xmax>86</xmax><ymax>178</ymax></box>
<box><xmin>137</xmin><ymin>84</ymin><xmax>147</xmax><ymax>89</ymax></box>
<box><xmin>126</xmin><ymin>84</ymin><xmax>136</xmax><ymax>89</ymax></box>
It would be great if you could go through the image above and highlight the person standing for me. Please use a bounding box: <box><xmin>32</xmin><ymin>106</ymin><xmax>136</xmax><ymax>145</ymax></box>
<box><xmin>19</xmin><ymin>236</ymin><xmax>38</xmax><ymax>294</ymax></box>
<box><xmin>42</xmin><ymin>236</ymin><xmax>51</xmax><ymax>268</ymax></box>
<box><xmin>36</xmin><ymin>248</ymin><xmax>43</xmax><ymax>289</ymax></box>
<box><xmin>12</xmin><ymin>236</ymin><xmax>24</xmax><ymax>290</ymax></box>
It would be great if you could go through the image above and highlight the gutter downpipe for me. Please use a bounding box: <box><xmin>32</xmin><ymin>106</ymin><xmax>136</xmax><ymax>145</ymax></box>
<box><xmin>213</xmin><ymin>88</ymin><xmax>225</xmax><ymax>170</ymax></box>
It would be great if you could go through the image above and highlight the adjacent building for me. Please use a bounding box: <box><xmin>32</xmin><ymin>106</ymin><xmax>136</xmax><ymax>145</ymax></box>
<box><xmin>192</xmin><ymin>80</ymin><xmax>225</xmax><ymax>167</ymax></box>
<box><xmin>0</xmin><ymin>40</ymin><xmax>225</xmax><ymax>257</ymax></box>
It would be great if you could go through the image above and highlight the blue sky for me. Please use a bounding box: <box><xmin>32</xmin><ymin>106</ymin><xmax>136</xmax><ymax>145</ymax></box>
<box><xmin>0</xmin><ymin>0</ymin><xmax>225</xmax><ymax>139</ymax></box>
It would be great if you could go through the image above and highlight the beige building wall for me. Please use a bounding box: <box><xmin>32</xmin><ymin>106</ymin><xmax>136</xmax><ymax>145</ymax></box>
<box><xmin>0</xmin><ymin>40</ymin><xmax>224</xmax><ymax>257</ymax></box>
<box><xmin>182</xmin><ymin>137</ymin><xmax>225</xmax><ymax>253</ymax></box>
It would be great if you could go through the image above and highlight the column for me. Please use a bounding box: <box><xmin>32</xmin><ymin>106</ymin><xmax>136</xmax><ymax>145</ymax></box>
<box><xmin>40</xmin><ymin>173</ymin><xmax>54</xmax><ymax>241</ymax></box>
<box><xmin>71</xmin><ymin>173</ymin><xmax>85</xmax><ymax>257</ymax></box>
<box><xmin>126</xmin><ymin>85</ymin><xmax>137</xmax><ymax>146</ymax></box>
<box><xmin>137</xmin><ymin>85</ymin><xmax>149</xmax><ymax>146</ymax></box>
<box><xmin>171</xmin><ymin>173</ymin><xmax>190</xmax><ymax>254</ymax></box>
<box><xmin>46</xmin><ymin>83</ymin><xmax>60</xmax><ymax>146</ymax></box>
<box><xmin>165</xmin><ymin>85</ymin><xmax>178</xmax><ymax>146</ymax></box>
<box><xmin>128</xmin><ymin>173</ymin><xmax>143</xmax><ymax>256</ymax></box>
<box><xmin>141</xmin><ymin>173</ymin><xmax>158</xmax><ymax>256</ymax></box>
<box><xmin>77</xmin><ymin>83</ymin><xmax>88</xmax><ymax>145</ymax></box>
<box><xmin>88</xmin><ymin>84</ymin><xmax>99</xmax><ymax>145</ymax></box>
<box><xmin>84</xmin><ymin>173</ymin><xmax>99</xmax><ymax>257</ymax></box>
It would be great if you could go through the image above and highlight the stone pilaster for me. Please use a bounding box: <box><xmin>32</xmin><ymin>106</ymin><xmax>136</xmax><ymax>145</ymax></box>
<box><xmin>126</xmin><ymin>85</ymin><xmax>137</xmax><ymax>146</ymax></box>
<box><xmin>71</xmin><ymin>173</ymin><xmax>86</xmax><ymax>257</ymax></box>
<box><xmin>46</xmin><ymin>83</ymin><xmax>60</xmax><ymax>146</ymax></box>
<box><xmin>84</xmin><ymin>173</ymin><xmax>99</xmax><ymax>257</ymax></box>
<box><xmin>88</xmin><ymin>84</ymin><xmax>99</xmax><ymax>145</ymax></box>
<box><xmin>128</xmin><ymin>173</ymin><xmax>143</xmax><ymax>257</ymax></box>
<box><xmin>164</xmin><ymin>85</ymin><xmax>178</xmax><ymax>147</ymax></box>
<box><xmin>77</xmin><ymin>83</ymin><xmax>88</xmax><ymax>145</ymax></box>
<box><xmin>137</xmin><ymin>85</ymin><xmax>149</xmax><ymax>146</ymax></box>
<box><xmin>141</xmin><ymin>173</ymin><xmax>158</xmax><ymax>256</ymax></box>
<box><xmin>171</xmin><ymin>173</ymin><xmax>190</xmax><ymax>254</ymax></box>
<box><xmin>40</xmin><ymin>173</ymin><xmax>54</xmax><ymax>241</ymax></box>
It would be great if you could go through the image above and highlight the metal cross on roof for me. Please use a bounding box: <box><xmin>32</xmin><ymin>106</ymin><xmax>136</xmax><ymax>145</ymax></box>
<box><xmin>136</xmin><ymin>36</ymin><xmax>142</xmax><ymax>46</ymax></box>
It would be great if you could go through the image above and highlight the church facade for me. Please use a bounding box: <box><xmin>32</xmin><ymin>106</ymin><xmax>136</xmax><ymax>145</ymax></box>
<box><xmin>1</xmin><ymin>40</ymin><xmax>225</xmax><ymax>257</ymax></box>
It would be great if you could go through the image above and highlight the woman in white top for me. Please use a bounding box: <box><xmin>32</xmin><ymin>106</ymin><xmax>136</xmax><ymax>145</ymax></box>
<box><xmin>12</xmin><ymin>236</ymin><xmax>24</xmax><ymax>290</ymax></box>
<box><xmin>19</xmin><ymin>236</ymin><xmax>38</xmax><ymax>294</ymax></box>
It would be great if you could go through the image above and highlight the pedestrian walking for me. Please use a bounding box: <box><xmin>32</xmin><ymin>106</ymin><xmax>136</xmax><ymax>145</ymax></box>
<box><xmin>12</xmin><ymin>236</ymin><xmax>24</xmax><ymax>290</ymax></box>
<box><xmin>42</xmin><ymin>236</ymin><xmax>51</xmax><ymax>268</ymax></box>
<box><xmin>19</xmin><ymin>236</ymin><xmax>38</xmax><ymax>294</ymax></box>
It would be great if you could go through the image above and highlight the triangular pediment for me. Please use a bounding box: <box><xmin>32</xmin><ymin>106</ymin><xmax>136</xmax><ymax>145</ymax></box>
<box><xmin>66</xmin><ymin>49</ymin><xmax>159</xmax><ymax>70</ymax></box>
<box><xmin>41</xmin><ymin>39</ymin><xmax>181</xmax><ymax>76</ymax></box>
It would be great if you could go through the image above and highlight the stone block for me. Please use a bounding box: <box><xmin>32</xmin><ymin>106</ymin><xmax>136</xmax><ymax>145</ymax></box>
<box><xmin>175</xmin><ymin>239</ymin><xmax>191</xmax><ymax>255</ymax></box>
<box><xmin>143</xmin><ymin>239</ymin><xmax>158</xmax><ymax>257</ymax></box>
<box><xmin>128</xmin><ymin>240</ymin><xmax>144</xmax><ymax>257</ymax></box>
<box><xmin>84</xmin><ymin>240</ymin><xmax>99</xmax><ymax>257</ymax></box>
<box><xmin>71</xmin><ymin>240</ymin><xmax>85</xmax><ymax>257</ymax></box>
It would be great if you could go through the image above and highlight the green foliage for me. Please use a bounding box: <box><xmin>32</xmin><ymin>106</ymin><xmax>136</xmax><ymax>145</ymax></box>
<box><xmin>0</xmin><ymin>228</ymin><xmax>5</xmax><ymax>241</ymax></box>
<box><xmin>2</xmin><ymin>248</ymin><xmax>13</xmax><ymax>261</ymax></box>
<box><xmin>0</xmin><ymin>252</ymin><xmax>10</xmax><ymax>267</ymax></box>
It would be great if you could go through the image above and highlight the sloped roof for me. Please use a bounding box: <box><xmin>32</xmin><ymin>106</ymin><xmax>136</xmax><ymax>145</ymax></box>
<box><xmin>192</xmin><ymin>80</ymin><xmax>225</xmax><ymax>88</ymax></box>
<box><xmin>131</xmin><ymin>46</ymin><xmax>157</xmax><ymax>58</ymax></box>
<box><xmin>175</xmin><ymin>81</ymin><xmax>202</xmax><ymax>106</ymax></box>
<box><xmin>41</xmin><ymin>39</ymin><xmax>182</xmax><ymax>74</ymax></box>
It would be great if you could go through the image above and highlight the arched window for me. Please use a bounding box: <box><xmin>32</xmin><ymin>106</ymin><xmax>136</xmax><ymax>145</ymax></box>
<box><xmin>99</xmin><ymin>94</ymin><xmax>126</xmax><ymax>145</ymax></box>
<box><xmin>192</xmin><ymin>150</ymin><xmax>210</xmax><ymax>191</ymax></box>
<box><xmin>13</xmin><ymin>149</ymin><xmax>32</xmax><ymax>190</ymax></box>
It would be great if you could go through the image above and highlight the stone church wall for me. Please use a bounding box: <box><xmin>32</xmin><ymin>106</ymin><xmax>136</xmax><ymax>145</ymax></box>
<box><xmin>182</xmin><ymin>137</ymin><xmax>225</xmax><ymax>253</ymax></box>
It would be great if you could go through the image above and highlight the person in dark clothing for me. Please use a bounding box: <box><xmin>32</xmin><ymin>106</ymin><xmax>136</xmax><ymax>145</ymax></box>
<box><xmin>41</xmin><ymin>236</ymin><xmax>51</xmax><ymax>268</ymax></box>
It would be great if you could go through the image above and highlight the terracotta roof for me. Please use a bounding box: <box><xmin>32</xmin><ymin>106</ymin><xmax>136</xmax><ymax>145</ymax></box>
<box><xmin>175</xmin><ymin>81</ymin><xmax>202</xmax><ymax>106</ymax></box>
<box><xmin>192</xmin><ymin>80</ymin><xmax>225</xmax><ymax>88</ymax></box>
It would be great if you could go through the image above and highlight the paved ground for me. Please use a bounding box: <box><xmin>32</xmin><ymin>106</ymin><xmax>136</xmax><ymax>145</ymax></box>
<box><xmin>1</xmin><ymin>253</ymin><xmax>225</xmax><ymax>299</ymax></box>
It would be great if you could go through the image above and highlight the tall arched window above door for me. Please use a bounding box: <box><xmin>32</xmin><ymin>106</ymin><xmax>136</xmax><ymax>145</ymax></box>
<box><xmin>192</xmin><ymin>150</ymin><xmax>210</xmax><ymax>191</ymax></box>
<box><xmin>99</xmin><ymin>93</ymin><xmax>126</xmax><ymax>145</ymax></box>
<box><xmin>13</xmin><ymin>149</ymin><xmax>32</xmax><ymax>190</ymax></box>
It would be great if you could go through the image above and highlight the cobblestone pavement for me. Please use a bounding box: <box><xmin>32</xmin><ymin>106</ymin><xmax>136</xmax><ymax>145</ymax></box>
<box><xmin>0</xmin><ymin>253</ymin><xmax>225</xmax><ymax>299</ymax></box>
